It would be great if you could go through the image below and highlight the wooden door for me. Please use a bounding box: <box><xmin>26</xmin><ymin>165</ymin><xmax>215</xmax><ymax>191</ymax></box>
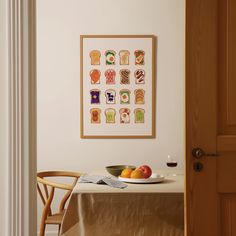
<box><xmin>186</xmin><ymin>0</ymin><xmax>236</xmax><ymax>235</ymax></box>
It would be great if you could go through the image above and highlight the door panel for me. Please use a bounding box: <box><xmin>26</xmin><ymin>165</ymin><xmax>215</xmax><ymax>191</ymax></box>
<box><xmin>219</xmin><ymin>0</ymin><xmax>236</xmax><ymax>133</ymax></box>
<box><xmin>228</xmin><ymin>0</ymin><xmax>236</xmax><ymax>125</ymax></box>
<box><xmin>217</xmin><ymin>153</ymin><xmax>236</xmax><ymax>192</ymax></box>
<box><xmin>221</xmin><ymin>195</ymin><xmax>236</xmax><ymax>236</ymax></box>
<box><xmin>217</xmin><ymin>0</ymin><xmax>236</xmax><ymax>193</ymax></box>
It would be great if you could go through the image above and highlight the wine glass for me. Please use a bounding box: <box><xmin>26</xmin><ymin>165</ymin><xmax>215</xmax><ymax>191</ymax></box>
<box><xmin>166</xmin><ymin>155</ymin><xmax>178</xmax><ymax>176</ymax></box>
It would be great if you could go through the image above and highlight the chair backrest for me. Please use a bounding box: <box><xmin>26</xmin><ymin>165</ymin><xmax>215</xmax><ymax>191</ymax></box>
<box><xmin>37</xmin><ymin>171</ymin><xmax>81</xmax><ymax>216</ymax></box>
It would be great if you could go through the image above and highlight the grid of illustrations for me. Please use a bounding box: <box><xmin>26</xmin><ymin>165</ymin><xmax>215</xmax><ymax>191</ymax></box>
<box><xmin>89</xmin><ymin>49</ymin><xmax>146</xmax><ymax>125</ymax></box>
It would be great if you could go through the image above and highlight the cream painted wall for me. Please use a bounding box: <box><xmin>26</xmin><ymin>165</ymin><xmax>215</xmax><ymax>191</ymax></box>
<box><xmin>37</xmin><ymin>0</ymin><xmax>185</xmax><ymax>171</ymax></box>
<box><xmin>0</xmin><ymin>0</ymin><xmax>8</xmax><ymax>235</ymax></box>
<box><xmin>37</xmin><ymin>0</ymin><xmax>185</xmax><ymax>234</ymax></box>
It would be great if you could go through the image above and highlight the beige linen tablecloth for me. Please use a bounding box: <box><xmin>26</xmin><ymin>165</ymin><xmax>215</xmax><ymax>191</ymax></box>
<box><xmin>61</xmin><ymin>172</ymin><xmax>184</xmax><ymax>236</ymax></box>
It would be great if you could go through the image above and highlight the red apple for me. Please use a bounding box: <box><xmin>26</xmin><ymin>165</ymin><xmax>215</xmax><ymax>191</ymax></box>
<box><xmin>138</xmin><ymin>165</ymin><xmax>152</xmax><ymax>178</ymax></box>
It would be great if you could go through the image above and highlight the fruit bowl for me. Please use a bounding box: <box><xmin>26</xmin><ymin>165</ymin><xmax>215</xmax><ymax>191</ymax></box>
<box><xmin>105</xmin><ymin>165</ymin><xmax>136</xmax><ymax>177</ymax></box>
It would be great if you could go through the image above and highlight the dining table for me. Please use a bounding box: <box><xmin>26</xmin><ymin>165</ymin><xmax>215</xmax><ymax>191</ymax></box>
<box><xmin>60</xmin><ymin>170</ymin><xmax>184</xmax><ymax>236</ymax></box>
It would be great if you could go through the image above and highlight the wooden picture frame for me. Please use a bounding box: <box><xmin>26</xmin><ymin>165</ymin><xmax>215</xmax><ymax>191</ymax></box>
<box><xmin>80</xmin><ymin>35</ymin><xmax>156</xmax><ymax>139</ymax></box>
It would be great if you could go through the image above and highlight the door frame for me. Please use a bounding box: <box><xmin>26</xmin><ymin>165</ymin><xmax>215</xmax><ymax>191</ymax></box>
<box><xmin>4</xmin><ymin>0</ymin><xmax>37</xmax><ymax>235</ymax></box>
<box><xmin>4</xmin><ymin>0</ymin><xmax>205</xmax><ymax>235</ymax></box>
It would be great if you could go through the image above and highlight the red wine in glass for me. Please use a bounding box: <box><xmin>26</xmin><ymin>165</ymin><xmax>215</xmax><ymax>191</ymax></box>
<box><xmin>166</xmin><ymin>155</ymin><xmax>178</xmax><ymax>176</ymax></box>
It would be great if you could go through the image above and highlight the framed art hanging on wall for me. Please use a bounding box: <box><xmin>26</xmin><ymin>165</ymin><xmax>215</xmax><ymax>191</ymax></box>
<box><xmin>80</xmin><ymin>35</ymin><xmax>156</xmax><ymax>138</ymax></box>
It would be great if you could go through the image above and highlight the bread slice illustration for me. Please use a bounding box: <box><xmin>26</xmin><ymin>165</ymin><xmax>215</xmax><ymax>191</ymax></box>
<box><xmin>134</xmin><ymin>50</ymin><xmax>145</xmax><ymax>65</ymax></box>
<box><xmin>89</xmin><ymin>50</ymin><xmax>101</xmax><ymax>65</ymax></box>
<box><xmin>120</xmin><ymin>89</ymin><xmax>131</xmax><ymax>104</ymax></box>
<box><xmin>119</xmin><ymin>50</ymin><xmax>130</xmax><ymax>65</ymax></box>
<box><xmin>104</xmin><ymin>108</ymin><xmax>116</xmax><ymax>123</ymax></box>
<box><xmin>105</xmin><ymin>89</ymin><xmax>116</xmax><ymax>104</ymax></box>
<box><xmin>105</xmin><ymin>69</ymin><xmax>116</xmax><ymax>84</ymax></box>
<box><xmin>90</xmin><ymin>69</ymin><xmax>101</xmax><ymax>84</ymax></box>
<box><xmin>105</xmin><ymin>50</ymin><xmax>116</xmax><ymax>65</ymax></box>
<box><xmin>90</xmin><ymin>108</ymin><xmax>101</xmax><ymax>124</ymax></box>
<box><xmin>119</xmin><ymin>108</ymin><xmax>130</xmax><ymax>124</ymax></box>
<box><xmin>134</xmin><ymin>69</ymin><xmax>145</xmax><ymax>84</ymax></box>
<box><xmin>134</xmin><ymin>89</ymin><xmax>145</xmax><ymax>104</ymax></box>
<box><xmin>120</xmin><ymin>69</ymin><xmax>130</xmax><ymax>84</ymax></box>
<box><xmin>90</xmin><ymin>89</ymin><xmax>101</xmax><ymax>104</ymax></box>
<box><xmin>134</xmin><ymin>108</ymin><xmax>145</xmax><ymax>123</ymax></box>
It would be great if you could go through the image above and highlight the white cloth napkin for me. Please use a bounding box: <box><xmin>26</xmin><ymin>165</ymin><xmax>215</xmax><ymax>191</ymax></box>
<box><xmin>78</xmin><ymin>175</ymin><xmax>127</xmax><ymax>189</ymax></box>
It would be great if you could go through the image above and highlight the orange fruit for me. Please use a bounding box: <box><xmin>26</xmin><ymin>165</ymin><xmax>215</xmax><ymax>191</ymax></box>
<box><xmin>120</xmin><ymin>168</ymin><xmax>133</xmax><ymax>178</ymax></box>
<box><xmin>130</xmin><ymin>169</ymin><xmax>145</xmax><ymax>179</ymax></box>
<box><xmin>90</xmin><ymin>69</ymin><xmax>100</xmax><ymax>84</ymax></box>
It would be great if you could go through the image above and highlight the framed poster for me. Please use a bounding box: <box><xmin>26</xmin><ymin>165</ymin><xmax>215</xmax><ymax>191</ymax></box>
<box><xmin>80</xmin><ymin>35</ymin><xmax>156</xmax><ymax>138</ymax></box>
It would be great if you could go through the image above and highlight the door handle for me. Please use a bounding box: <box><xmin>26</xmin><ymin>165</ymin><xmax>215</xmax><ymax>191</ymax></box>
<box><xmin>192</xmin><ymin>148</ymin><xmax>219</xmax><ymax>159</ymax></box>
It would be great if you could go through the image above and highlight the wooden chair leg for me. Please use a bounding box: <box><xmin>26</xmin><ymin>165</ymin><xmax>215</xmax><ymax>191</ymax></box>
<box><xmin>39</xmin><ymin>222</ymin><xmax>46</xmax><ymax>236</ymax></box>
